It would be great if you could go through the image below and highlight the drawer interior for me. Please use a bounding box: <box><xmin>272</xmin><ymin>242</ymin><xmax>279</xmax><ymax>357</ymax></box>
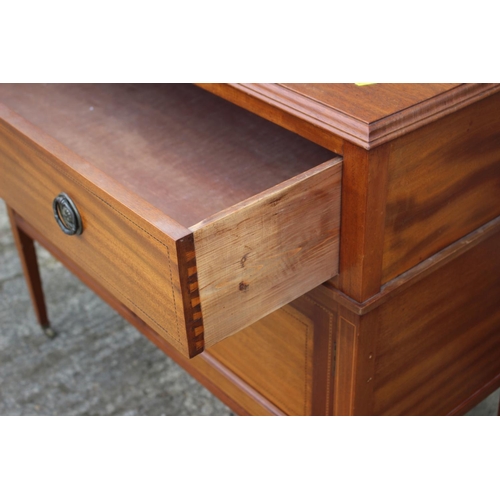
<box><xmin>0</xmin><ymin>83</ymin><xmax>334</xmax><ymax>227</ymax></box>
<box><xmin>0</xmin><ymin>84</ymin><xmax>342</xmax><ymax>357</ymax></box>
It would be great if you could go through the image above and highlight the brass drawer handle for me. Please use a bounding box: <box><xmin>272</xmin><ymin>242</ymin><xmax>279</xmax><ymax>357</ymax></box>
<box><xmin>53</xmin><ymin>193</ymin><xmax>83</xmax><ymax>235</ymax></box>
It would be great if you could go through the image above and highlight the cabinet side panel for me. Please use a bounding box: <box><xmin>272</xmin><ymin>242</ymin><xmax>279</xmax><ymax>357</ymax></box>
<box><xmin>383</xmin><ymin>92</ymin><xmax>500</xmax><ymax>283</ymax></box>
<box><xmin>373</xmin><ymin>230</ymin><xmax>500</xmax><ymax>415</ymax></box>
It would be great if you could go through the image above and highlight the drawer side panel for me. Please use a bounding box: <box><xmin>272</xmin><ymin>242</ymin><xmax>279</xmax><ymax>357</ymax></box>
<box><xmin>193</xmin><ymin>157</ymin><xmax>342</xmax><ymax>347</ymax></box>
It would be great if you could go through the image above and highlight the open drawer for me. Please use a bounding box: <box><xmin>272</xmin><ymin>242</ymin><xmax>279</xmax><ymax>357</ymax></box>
<box><xmin>0</xmin><ymin>84</ymin><xmax>342</xmax><ymax>357</ymax></box>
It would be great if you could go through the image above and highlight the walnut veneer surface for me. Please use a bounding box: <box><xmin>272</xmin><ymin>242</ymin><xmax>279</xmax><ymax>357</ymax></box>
<box><xmin>1</xmin><ymin>83</ymin><xmax>499</xmax><ymax>415</ymax></box>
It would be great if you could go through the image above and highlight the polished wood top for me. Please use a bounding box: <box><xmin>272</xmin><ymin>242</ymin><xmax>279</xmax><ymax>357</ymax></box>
<box><xmin>279</xmin><ymin>84</ymin><xmax>460</xmax><ymax>123</ymax></box>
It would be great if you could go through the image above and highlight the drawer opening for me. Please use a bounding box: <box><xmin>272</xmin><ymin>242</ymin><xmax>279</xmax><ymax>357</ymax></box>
<box><xmin>0</xmin><ymin>84</ymin><xmax>342</xmax><ymax>358</ymax></box>
<box><xmin>0</xmin><ymin>83</ymin><xmax>335</xmax><ymax>227</ymax></box>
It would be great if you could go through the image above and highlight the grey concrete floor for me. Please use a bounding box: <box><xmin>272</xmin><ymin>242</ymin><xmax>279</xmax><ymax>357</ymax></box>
<box><xmin>0</xmin><ymin>200</ymin><xmax>498</xmax><ymax>416</ymax></box>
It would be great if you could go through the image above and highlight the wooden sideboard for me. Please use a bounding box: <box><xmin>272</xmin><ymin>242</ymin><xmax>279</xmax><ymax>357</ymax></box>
<box><xmin>1</xmin><ymin>83</ymin><xmax>499</xmax><ymax>415</ymax></box>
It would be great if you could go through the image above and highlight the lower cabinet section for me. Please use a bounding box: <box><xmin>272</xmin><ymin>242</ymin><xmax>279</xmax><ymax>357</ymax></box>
<box><xmin>208</xmin><ymin>305</ymin><xmax>314</xmax><ymax>416</ymax></box>
<box><xmin>370</xmin><ymin>224</ymin><xmax>500</xmax><ymax>415</ymax></box>
<box><xmin>189</xmin><ymin>216</ymin><xmax>500</xmax><ymax>416</ymax></box>
<box><xmin>331</xmin><ymin>217</ymin><xmax>500</xmax><ymax>415</ymax></box>
<box><xmin>191</xmin><ymin>289</ymin><xmax>337</xmax><ymax>416</ymax></box>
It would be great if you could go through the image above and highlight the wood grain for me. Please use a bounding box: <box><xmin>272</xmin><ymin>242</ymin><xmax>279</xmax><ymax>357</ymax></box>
<box><xmin>333</xmin><ymin>307</ymin><xmax>378</xmax><ymax>416</ymax></box>
<box><xmin>0</xmin><ymin>84</ymin><xmax>334</xmax><ymax>227</ymax></box>
<box><xmin>209</xmin><ymin>304</ymin><xmax>314</xmax><ymax>416</ymax></box>
<box><xmin>337</xmin><ymin>142</ymin><xmax>390</xmax><ymax>302</ymax></box>
<box><xmin>6</xmin><ymin>206</ymin><xmax>49</xmax><ymax>328</ymax></box>
<box><xmin>209</xmin><ymin>287</ymin><xmax>338</xmax><ymax>416</ymax></box>
<box><xmin>373</xmin><ymin>229</ymin><xmax>500</xmax><ymax>415</ymax></box>
<box><xmin>447</xmin><ymin>375</ymin><xmax>500</xmax><ymax>416</ymax></box>
<box><xmin>295</xmin><ymin>285</ymin><xmax>337</xmax><ymax>416</ymax></box>
<box><xmin>0</xmin><ymin>112</ymin><xmax>198</xmax><ymax>357</ymax></box>
<box><xmin>0</xmin><ymin>86</ymin><xmax>342</xmax><ymax>357</ymax></box>
<box><xmin>8</xmin><ymin>214</ymin><xmax>284</xmax><ymax>415</ymax></box>
<box><xmin>281</xmin><ymin>83</ymin><xmax>460</xmax><ymax>123</ymax></box>
<box><xmin>196</xmin><ymin>83</ymin><xmax>345</xmax><ymax>154</ymax></box>
<box><xmin>192</xmin><ymin>157</ymin><xmax>342</xmax><ymax>347</ymax></box>
<box><xmin>382</xmin><ymin>91</ymin><xmax>500</xmax><ymax>282</ymax></box>
<box><xmin>325</xmin><ymin>215</ymin><xmax>500</xmax><ymax>317</ymax></box>
<box><xmin>4</xmin><ymin>82</ymin><xmax>499</xmax><ymax>416</ymax></box>
<box><xmin>198</xmin><ymin>83</ymin><xmax>500</xmax><ymax>149</ymax></box>
<box><xmin>323</xmin><ymin>215</ymin><xmax>500</xmax><ymax>414</ymax></box>
<box><xmin>0</xmin><ymin>102</ymin><xmax>190</xmax><ymax>240</ymax></box>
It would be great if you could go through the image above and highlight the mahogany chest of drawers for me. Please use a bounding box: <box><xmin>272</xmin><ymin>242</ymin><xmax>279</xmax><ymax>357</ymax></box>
<box><xmin>1</xmin><ymin>83</ymin><xmax>499</xmax><ymax>415</ymax></box>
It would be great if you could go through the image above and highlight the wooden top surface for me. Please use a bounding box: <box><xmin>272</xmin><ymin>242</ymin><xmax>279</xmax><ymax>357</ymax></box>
<box><xmin>198</xmin><ymin>83</ymin><xmax>500</xmax><ymax>149</ymax></box>
<box><xmin>279</xmin><ymin>84</ymin><xmax>460</xmax><ymax>123</ymax></box>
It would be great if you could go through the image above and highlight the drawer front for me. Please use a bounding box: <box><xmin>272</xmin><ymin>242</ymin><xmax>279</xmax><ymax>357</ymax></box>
<box><xmin>0</xmin><ymin>115</ymin><xmax>200</xmax><ymax>356</ymax></box>
<box><xmin>0</xmin><ymin>101</ymin><xmax>342</xmax><ymax>358</ymax></box>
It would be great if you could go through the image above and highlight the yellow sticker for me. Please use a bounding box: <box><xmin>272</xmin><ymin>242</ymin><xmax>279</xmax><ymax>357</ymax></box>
<box><xmin>355</xmin><ymin>83</ymin><xmax>377</xmax><ymax>86</ymax></box>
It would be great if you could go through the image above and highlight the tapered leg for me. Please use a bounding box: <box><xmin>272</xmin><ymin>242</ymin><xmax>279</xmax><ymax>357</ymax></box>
<box><xmin>7</xmin><ymin>206</ymin><xmax>55</xmax><ymax>338</ymax></box>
